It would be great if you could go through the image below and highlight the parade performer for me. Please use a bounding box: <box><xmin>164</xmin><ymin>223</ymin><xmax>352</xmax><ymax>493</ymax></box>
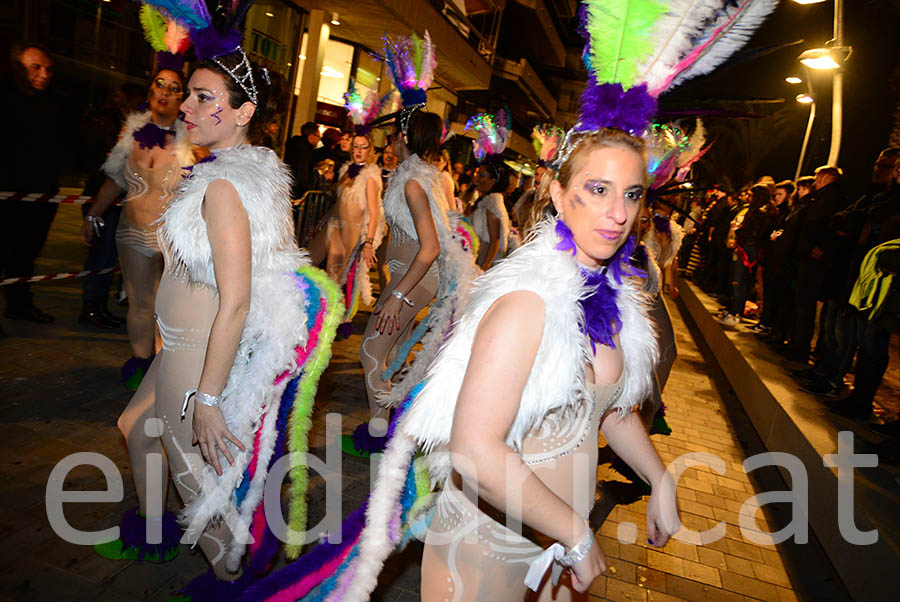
<box><xmin>324</xmin><ymin>84</ymin><xmax>389</xmax><ymax>331</ymax></box>
<box><xmin>345</xmin><ymin>31</ymin><xmax>478</xmax><ymax>457</ymax></box>
<box><xmin>514</xmin><ymin>124</ymin><xmax>563</xmax><ymax>230</ymax></box>
<box><xmin>630</xmin><ymin>121</ymin><xmax>708</xmax><ymax>439</ymax></box>
<box><xmin>94</xmin><ymin>1</ymin><xmax>342</xmax><ymax>595</ymax></box>
<box><xmin>237</xmin><ymin>0</ymin><xmax>777</xmax><ymax>600</ymax></box>
<box><xmin>465</xmin><ymin>109</ymin><xmax>513</xmax><ymax>270</ymax></box>
<box><xmin>82</xmin><ymin>4</ymin><xmax>194</xmax><ymax>390</ymax></box>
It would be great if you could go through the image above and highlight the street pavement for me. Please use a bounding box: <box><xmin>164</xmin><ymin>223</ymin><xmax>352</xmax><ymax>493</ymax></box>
<box><xmin>0</xmin><ymin>204</ymin><xmax>819</xmax><ymax>601</ymax></box>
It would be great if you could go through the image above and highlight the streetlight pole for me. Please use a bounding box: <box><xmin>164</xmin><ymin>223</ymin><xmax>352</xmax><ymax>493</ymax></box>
<box><xmin>828</xmin><ymin>0</ymin><xmax>843</xmax><ymax>165</ymax></box>
<box><xmin>795</xmin><ymin>97</ymin><xmax>816</xmax><ymax>181</ymax></box>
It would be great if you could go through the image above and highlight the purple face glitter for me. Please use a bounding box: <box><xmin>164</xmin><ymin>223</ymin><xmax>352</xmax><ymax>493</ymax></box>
<box><xmin>211</xmin><ymin>105</ymin><xmax>223</xmax><ymax>126</ymax></box>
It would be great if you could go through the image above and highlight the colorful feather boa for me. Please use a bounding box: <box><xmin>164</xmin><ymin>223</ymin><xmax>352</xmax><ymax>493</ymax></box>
<box><xmin>236</xmin><ymin>384</ymin><xmax>434</xmax><ymax>602</ymax></box>
<box><xmin>231</xmin><ymin>266</ymin><xmax>343</xmax><ymax>571</ymax></box>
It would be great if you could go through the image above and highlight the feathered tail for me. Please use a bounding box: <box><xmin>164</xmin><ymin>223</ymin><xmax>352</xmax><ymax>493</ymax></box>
<box><xmin>236</xmin><ymin>384</ymin><xmax>436</xmax><ymax>602</ymax></box>
<box><xmin>231</xmin><ymin>266</ymin><xmax>343</xmax><ymax>572</ymax></box>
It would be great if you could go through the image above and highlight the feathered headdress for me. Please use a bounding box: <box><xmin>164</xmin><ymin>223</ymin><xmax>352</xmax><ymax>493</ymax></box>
<box><xmin>531</xmin><ymin>124</ymin><xmax>564</xmax><ymax>166</ymax></box>
<box><xmin>381</xmin><ymin>31</ymin><xmax>437</xmax><ymax>134</ymax></box>
<box><xmin>145</xmin><ymin>0</ymin><xmax>266</xmax><ymax>105</ymax></box>
<box><xmin>465</xmin><ymin>108</ymin><xmax>510</xmax><ymax>164</ymax></box>
<box><xmin>140</xmin><ymin>4</ymin><xmax>190</xmax><ymax>72</ymax></box>
<box><xmin>145</xmin><ymin>0</ymin><xmax>251</xmax><ymax>59</ymax></box>
<box><xmin>559</xmin><ymin>0</ymin><xmax>777</xmax><ymax>165</ymax></box>
<box><xmin>645</xmin><ymin>119</ymin><xmax>711</xmax><ymax>189</ymax></box>
<box><xmin>343</xmin><ymin>82</ymin><xmax>393</xmax><ymax>136</ymax></box>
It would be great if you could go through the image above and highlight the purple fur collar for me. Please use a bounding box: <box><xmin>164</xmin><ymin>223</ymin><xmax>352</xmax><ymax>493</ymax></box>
<box><xmin>133</xmin><ymin>121</ymin><xmax>175</xmax><ymax>150</ymax></box>
<box><xmin>652</xmin><ymin>214</ymin><xmax>672</xmax><ymax>236</ymax></box>
<box><xmin>347</xmin><ymin>162</ymin><xmax>365</xmax><ymax>179</ymax></box>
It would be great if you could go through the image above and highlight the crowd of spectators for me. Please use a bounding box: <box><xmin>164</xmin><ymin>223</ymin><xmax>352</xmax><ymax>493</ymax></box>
<box><xmin>681</xmin><ymin>149</ymin><xmax>900</xmax><ymax>442</ymax></box>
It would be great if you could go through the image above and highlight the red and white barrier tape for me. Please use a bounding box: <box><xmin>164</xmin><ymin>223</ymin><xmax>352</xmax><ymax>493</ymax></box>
<box><xmin>1</xmin><ymin>267</ymin><xmax>119</xmax><ymax>286</ymax></box>
<box><xmin>0</xmin><ymin>191</ymin><xmax>95</xmax><ymax>204</ymax></box>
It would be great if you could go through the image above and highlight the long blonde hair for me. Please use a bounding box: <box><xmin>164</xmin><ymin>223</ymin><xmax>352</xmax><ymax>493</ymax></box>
<box><xmin>523</xmin><ymin>128</ymin><xmax>648</xmax><ymax>236</ymax></box>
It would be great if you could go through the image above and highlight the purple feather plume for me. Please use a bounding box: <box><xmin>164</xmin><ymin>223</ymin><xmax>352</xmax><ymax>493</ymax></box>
<box><xmin>155</xmin><ymin>51</ymin><xmax>185</xmax><ymax>72</ymax></box>
<box><xmin>236</xmin><ymin>502</ymin><xmax>369</xmax><ymax>600</ymax></box>
<box><xmin>578</xmin><ymin>265</ymin><xmax>621</xmax><ymax>353</ymax></box>
<box><xmin>579</xmin><ymin>81</ymin><xmax>657</xmax><ymax>135</ymax></box>
<box><xmin>192</xmin><ymin>26</ymin><xmax>242</xmax><ymax>60</ymax></box>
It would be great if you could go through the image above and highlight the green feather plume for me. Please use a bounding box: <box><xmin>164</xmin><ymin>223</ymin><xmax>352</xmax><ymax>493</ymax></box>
<box><xmin>583</xmin><ymin>0</ymin><xmax>668</xmax><ymax>87</ymax></box>
<box><xmin>139</xmin><ymin>5</ymin><xmax>168</xmax><ymax>53</ymax></box>
<box><xmin>410</xmin><ymin>34</ymin><xmax>425</xmax><ymax>80</ymax></box>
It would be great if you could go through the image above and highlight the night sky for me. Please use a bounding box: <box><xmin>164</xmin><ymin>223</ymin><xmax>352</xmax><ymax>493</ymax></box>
<box><xmin>660</xmin><ymin>0</ymin><xmax>900</xmax><ymax>195</ymax></box>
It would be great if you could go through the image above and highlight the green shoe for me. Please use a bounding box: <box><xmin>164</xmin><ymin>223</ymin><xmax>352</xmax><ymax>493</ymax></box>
<box><xmin>124</xmin><ymin>367</ymin><xmax>146</xmax><ymax>391</ymax></box>
<box><xmin>94</xmin><ymin>507</ymin><xmax>181</xmax><ymax>563</ymax></box>
<box><xmin>94</xmin><ymin>537</ymin><xmax>179</xmax><ymax>563</ymax></box>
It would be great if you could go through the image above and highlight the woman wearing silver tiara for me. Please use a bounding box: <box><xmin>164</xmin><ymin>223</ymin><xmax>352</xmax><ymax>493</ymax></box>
<box><xmin>96</xmin><ymin>45</ymin><xmax>317</xmax><ymax>582</ymax></box>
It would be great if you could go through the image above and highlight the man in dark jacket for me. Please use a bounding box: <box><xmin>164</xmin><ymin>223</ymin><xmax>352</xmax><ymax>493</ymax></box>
<box><xmin>284</xmin><ymin>122</ymin><xmax>321</xmax><ymax>199</ymax></box>
<box><xmin>786</xmin><ymin>166</ymin><xmax>847</xmax><ymax>362</ymax></box>
<box><xmin>827</xmin><ymin>242</ymin><xmax>900</xmax><ymax>418</ymax></box>
<box><xmin>795</xmin><ymin>151</ymin><xmax>900</xmax><ymax>395</ymax></box>
<box><xmin>0</xmin><ymin>43</ymin><xmax>68</xmax><ymax>324</ymax></box>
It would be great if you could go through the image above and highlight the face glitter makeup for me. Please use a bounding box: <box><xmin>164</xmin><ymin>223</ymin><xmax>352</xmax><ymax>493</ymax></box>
<box><xmin>212</xmin><ymin>106</ymin><xmax>223</xmax><ymax>126</ymax></box>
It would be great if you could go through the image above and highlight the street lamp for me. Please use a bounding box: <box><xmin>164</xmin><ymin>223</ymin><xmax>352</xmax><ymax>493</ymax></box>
<box><xmin>785</xmin><ymin>76</ymin><xmax>803</xmax><ymax>84</ymax></box>
<box><xmin>799</xmin><ymin>48</ymin><xmax>841</xmax><ymax>70</ymax></box>
<box><xmin>792</xmin><ymin>0</ymin><xmax>848</xmax><ymax>166</ymax></box>
<box><xmin>794</xmin><ymin>92</ymin><xmax>816</xmax><ymax>180</ymax></box>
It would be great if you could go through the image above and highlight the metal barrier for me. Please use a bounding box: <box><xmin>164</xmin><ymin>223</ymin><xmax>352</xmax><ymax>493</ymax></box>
<box><xmin>294</xmin><ymin>190</ymin><xmax>332</xmax><ymax>249</ymax></box>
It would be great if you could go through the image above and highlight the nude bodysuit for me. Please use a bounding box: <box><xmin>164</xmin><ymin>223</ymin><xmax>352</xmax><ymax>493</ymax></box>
<box><xmin>421</xmin><ymin>372</ymin><xmax>625</xmax><ymax>602</ymax></box>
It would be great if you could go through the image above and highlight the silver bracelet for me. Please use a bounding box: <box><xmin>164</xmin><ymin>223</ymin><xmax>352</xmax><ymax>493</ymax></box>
<box><xmin>557</xmin><ymin>519</ymin><xmax>593</xmax><ymax>567</ymax></box>
<box><xmin>180</xmin><ymin>388</ymin><xmax>222</xmax><ymax>419</ymax></box>
<box><xmin>85</xmin><ymin>215</ymin><xmax>104</xmax><ymax>236</ymax></box>
<box><xmin>391</xmin><ymin>289</ymin><xmax>414</xmax><ymax>307</ymax></box>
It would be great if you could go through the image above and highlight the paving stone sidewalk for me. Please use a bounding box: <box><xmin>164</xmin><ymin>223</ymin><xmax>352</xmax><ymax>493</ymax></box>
<box><xmin>0</xmin><ymin>206</ymin><xmax>811</xmax><ymax>601</ymax></box>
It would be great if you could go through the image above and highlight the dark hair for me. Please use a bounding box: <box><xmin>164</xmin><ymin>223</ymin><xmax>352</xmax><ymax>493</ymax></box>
<box><xmin>814</xmin><ymin>165</ymin><xmax>842</xmax><ymax>179</ymax></box>
<box><xmin>9</xmin><ymin>41</ymin><xmax>51</xmax><ymax>67</ymax></box>
<box><xmin>796</xmin><ymin>176</ymin><xmax>815</xmax><ymax>189</ymax></box>
<box><xmin>321</xmin><ymin>128</ymin><xmax>342</xmax><ymax>149</ymax></box>
<box><xmin>775</xmin><ymin>180</ymin><xmax>795</xmax><ymax>195</ymax></box>
<box><xmin>196</xmin><ymin>52</ymin><xmax>286</xmax><ymax>145</ymax></box>
<box><xmin>748</xmin><ymin>184</ymin><xmax>770</xmax><ymax>210</ymax></box>
<box><xmin>300</xmin><ymin>122</ymin><xmax>319</xmax><ymax>137</ymax></box>
<box><xmin>402</xmin><ymin>110</ymin><xmax>442</xmax><ymax>158</ymax></box>
<box><xmin>481</xmin><ymin>163</ymin><xmax>509</xmax><ymax>194</ymax></box>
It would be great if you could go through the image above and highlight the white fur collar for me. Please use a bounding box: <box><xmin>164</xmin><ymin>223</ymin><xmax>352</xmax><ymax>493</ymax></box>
<box><xmin>401</xmin><ymin>219</ymin><xmax>658</xmax><ymax>474</ymax></box>
<box><xmin>101</xmin><ymin>110</ymin><xmax>193</xmax><ymax>189</ymax></box>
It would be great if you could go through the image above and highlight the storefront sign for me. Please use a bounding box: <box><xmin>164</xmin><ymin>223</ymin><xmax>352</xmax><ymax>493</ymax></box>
<box><xmin>315</xmin><ymin>102</ymin><xmax>347</xmax><ymax>126</ymax></box>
